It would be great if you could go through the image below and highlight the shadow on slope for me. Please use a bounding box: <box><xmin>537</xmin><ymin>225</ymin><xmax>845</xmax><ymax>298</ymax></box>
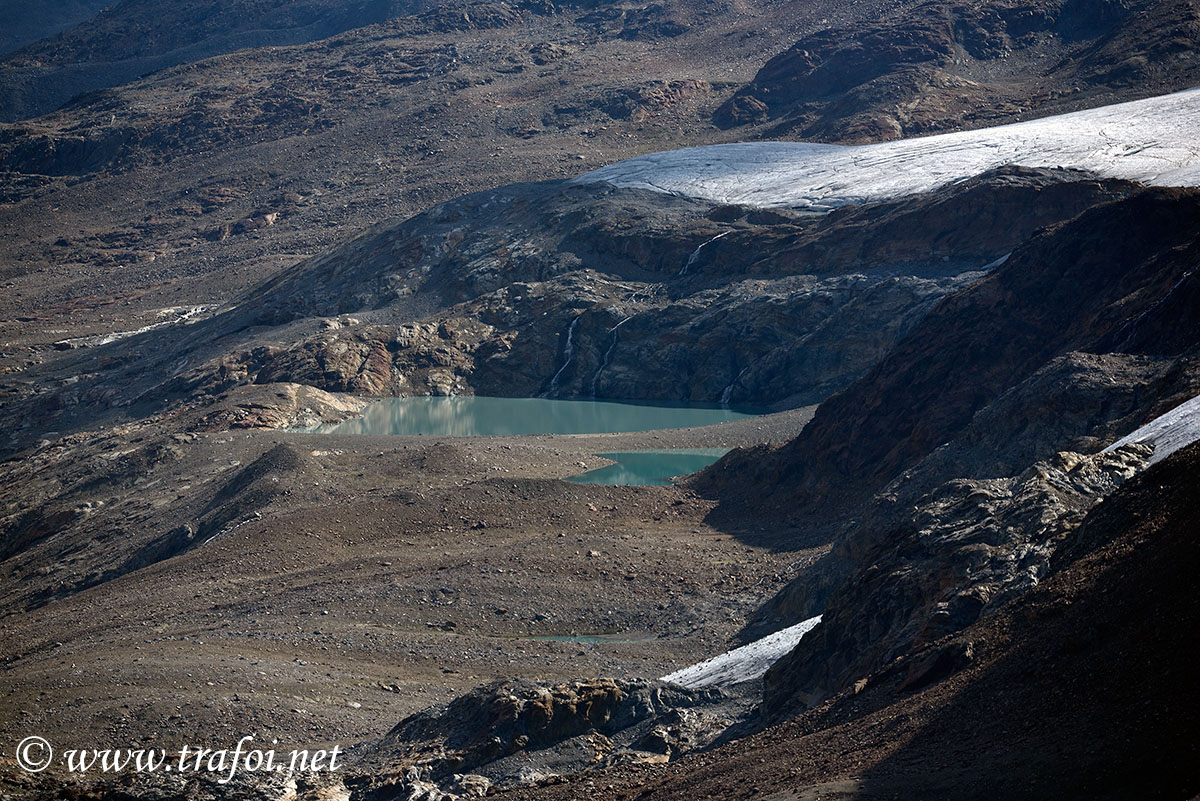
<box><xmin>704</xmin><ymin>186</ymin><xmax>1200</xmax><ymax>522</ymax></box>
<box><xmin>0</xmin><ymin>0</ymin><xmax>444</xmax><ymax>121</ymax></box>
<box><xmin>847</xmin><ymin>441</ymin><xmax>1200</xmax><ymax>800</ymax></box>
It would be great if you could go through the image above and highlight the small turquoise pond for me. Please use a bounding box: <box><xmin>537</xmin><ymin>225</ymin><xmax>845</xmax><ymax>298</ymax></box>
<box><xmin>307</xmin><ymin>396</ymin><xmax>759</xmax><ymax>437</ymax></box>
<box><xmin>566</xmin><ymin>449</ymin><xmax>731</xmax><ymax>486</ymax></box>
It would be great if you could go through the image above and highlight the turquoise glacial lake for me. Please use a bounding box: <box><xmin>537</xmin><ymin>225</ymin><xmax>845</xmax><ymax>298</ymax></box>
<box><xmin>566</xmin><ymin>449</ymin><xmax>732</xmax><ymax>486</ymax></box>
<box><xmin>308</xmin><ymin>396</ymin><xmax>759</xmax><ymax>437</ymax></box>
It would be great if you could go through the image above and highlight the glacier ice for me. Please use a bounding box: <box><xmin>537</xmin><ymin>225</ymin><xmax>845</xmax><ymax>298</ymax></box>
<box><xmin>661</xmin><ymin>615</ymin><xmax>823</xmax><ymax>688</ymax></box>
<box><xmin>1104</xmin><ymin>392</ymin><xmax>1200</xmax><ymax>466</ymax></box>
<box><xmin>575</xmin><ymin>88</ymin><xmax>1200</xmax><ymax>210</ymax></box>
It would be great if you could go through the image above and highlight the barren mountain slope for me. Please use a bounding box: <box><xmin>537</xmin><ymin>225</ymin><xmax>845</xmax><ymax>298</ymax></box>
<box><xmin>716</xmin><ymin>0</ymin><xmax>1200</xmax><ymax>142</ymax></box>
<box><xmin>0</xmin><ymin>0</ymin><xmax>114</xmax><ymax>57</ymax></box>
<box><xmin>0</xmin><ymin>167</ymin><xmax>1140</xmax><ymax>455</ymax></box>
<box><xmin>0</xmin><ymin>0</ymin><xmax>874</xmax><ymax>362</ymax></box>
<box><xmin>704</xmin><ymin>186</ymin><xmax>1200</xmax><ymax>517</ymax></box>
<box><xmin>2</xmin><ymin>3</ymin><xmax>1200</xmax><ymax>797</ymax></box>
<box><xmin>4</xmin><ymin>0</ymin><xmax>1199</xmax><ymax>378</ymax></box>
<box><xmin>0</xmin><ymin>0</ymin><xmax>439</xmax><ymax>120</ymax></box>
<box><xmin>495</xmin><ymin>441</ymin><xmax>1200</xmax><ymax>801</ymax></box>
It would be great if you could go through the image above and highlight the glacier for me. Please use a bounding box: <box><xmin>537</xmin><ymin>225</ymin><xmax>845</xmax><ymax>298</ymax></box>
<box><xmin>1104</xmin><ymin>392</ymin><xmax>1200</xmax><ymax>466</ymax></box>
<box><xmin>575</xmin><ymin>88</ymin><xmax>1200</xmax><ymax>210</ymax></box>
<box><xmin>661</xmin><ymin>615</ymin><xmax>823</xmax><ymax>689</ymax></box>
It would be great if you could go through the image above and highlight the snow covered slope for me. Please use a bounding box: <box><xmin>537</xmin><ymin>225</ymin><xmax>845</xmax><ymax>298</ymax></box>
<box><xmin>661</xmin><ymin>616</ymin><xmax>823</xmax><ymax>688</ymax></box>
<box><xmin>1104</xmin><ymin>393</ymin><xmax>1200</xmax><ymax>466</ymax></box>
<box><xmin>575</xmin><ymin>88</ymin><xmax>1200</xmax><ymax>210</ymax></box>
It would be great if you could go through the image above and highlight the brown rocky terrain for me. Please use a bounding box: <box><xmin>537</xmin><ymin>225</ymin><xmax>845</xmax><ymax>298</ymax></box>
<box><xmin>0</xmin><ymin>0</ymin><xmax>448</xmax><ymax>121</ymax></box>
<box><xmin>485</xmin><ymin>441</ymin><xmax>1200</xmax><ymax>801</ymax></box>
<box><xmin>2</xmin><ymin>1</ymin><xmax>1200</xmax><ymax>799</ymax></box>
<box><xmin>8</xmin><ymin>415</ymin><xmax>1195</xmax><ymax>800</ymax></box>
<box><xmin>5</xmin><ymin>0</ymin><xmax>1199</xmax><ymax>390</ymax></box>
<box><xmin>716</xmin><ymin>0</ymin><xmax>1200</xmax><ymax>142</ymax></box>
<box><xmin>2</xmin><ymin>162</ymin><xmax>1195</xmax><ymax>800</ymax></box>
<box><xmin>0</xmin><ymin>407</ymin><xmax>819</xmax><ymax>787</ymax></box>
<box><xmin>0</xmin><ymin>0</ymin><xmax>114</xmax><ymax>57</ymax></box>
<box><xmin>0</xmin><ymin>167</ymin><xmax>1139</xmax><ymax>457</ymax></box>
<box><xmin>0</xmin><ymin>0</ymin><xmax>865</xmax><ymax>375</ymax></box>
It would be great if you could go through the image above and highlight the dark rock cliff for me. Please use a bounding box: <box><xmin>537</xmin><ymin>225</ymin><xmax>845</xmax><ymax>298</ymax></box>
<box><xmin>353</xmin><ymin>678</ymin><xmax>733</xmax><ymax>797</ymax></box>
<box><xmin>509</xmin><ymin>444</ymin><xmax>1200</xmax><ymax>801</ymax></box>
<box><xmin>709</xmin><ymin>187</ymin><xmax>1200</xmax><ymax>517</ymax></box>
<box><xmin>760</xmin><ymin>444</ymin><xmax>1149</xmax><ymax>713</ymax></box>
<box><xmin>719</xmin><ymin>187</ymin><xmax>1200</xmax><ymax>721</ymax></box>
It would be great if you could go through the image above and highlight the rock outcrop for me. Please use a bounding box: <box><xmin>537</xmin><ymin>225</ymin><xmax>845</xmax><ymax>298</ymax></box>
<box><xmin>715</xmin><ymin>0</ymin><xmax>1200</xmax><ymax>142</ymax></box>
<box><xmin>761</xmin><ymin>444</ymin><xmax>1149</xmax><ymax>713</ymax></box>
<box><xmin>702</xmin><ymin>187</ymin><xmax>1200</xmax><ymax>719</ymax></box>
<box><xmin>709</xmin><ymin>186</ymin><xmax>1200</xmax><ymax>517</ymax></box>
<box><xmin>1</xmin><ymin>166</ymin><xmax>1144</xmax><ymax>454</ymax></box>
<box><xmin>499</xmin><ymin>444</ymin><xmax>1200</xmax><ymax>801</ymax></box>
<box><xmin>353</xmin><ymin>678</ymin><xmax>733</xmax><ymax>798</ymax></box>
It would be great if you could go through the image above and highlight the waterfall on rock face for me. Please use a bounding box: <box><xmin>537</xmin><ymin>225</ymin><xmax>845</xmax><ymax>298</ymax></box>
<box><xmin>1115</xmin><ymin>268</ymin><xmax>1194</xmax><ymax>352</ymax></box>
<box><xmin>591</xmin><ymin>316</ymin><xmax>632</xmax><ymax>398</ymax></box>
<box><xmin>679</xmin><ymin>230</ymin><xmax>733</xmax><ymax>276</ymax></box>
<box><xmin>721</xmin><ymin>366</ymin><xmax>750</xmax><ymax>406</ymax></box>
<box><xmin>545</xmin><ymin>316</ymin><xmax>581</xmax><ymax>397</ymax></box>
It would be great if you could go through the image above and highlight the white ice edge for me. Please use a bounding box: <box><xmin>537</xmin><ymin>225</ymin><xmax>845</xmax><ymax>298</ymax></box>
<box><xmin>574</xmin><ymin>87</ymin><xmax>1200</xmax><ymax>209</ymax></box>
<box><xmin>661</xmin><ymin>615</ymin><xmax>823</xmax><ymax>689</ymax></box>
<box><xmin>1103</xmin><ymin>392</ymin><xmax>1200</xmax><ymax>466</ymax></box>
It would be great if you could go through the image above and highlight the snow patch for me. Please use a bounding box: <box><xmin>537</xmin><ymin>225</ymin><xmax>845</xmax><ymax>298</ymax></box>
<box><xmin>981</xmin><ymin>251</ymin><xmax>1012</xmax><ymax>271</ymax></box>
<box><xmin>661</xmin><ymin>615</ymin><xmax>822</xmax><ymax>688</ymax></box>
<box><xmin>1103</xmin><ymin>393</ymin><xmax>1200</xmax><ymax>466</ymax></box>
<box><xmin>53</xmin><ymin>305</ymin><xmax>211</xmax><ymax>349</ymax></box>
<box><xmin>575</xmin><ymin>88</ymin><xmax>1200</xmax><ymax>209</ymax></box>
